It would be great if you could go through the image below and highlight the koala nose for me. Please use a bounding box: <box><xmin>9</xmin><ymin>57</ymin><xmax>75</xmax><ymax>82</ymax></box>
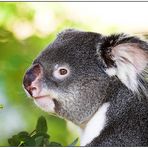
<box><xmin>23</xmin><ymin>64</ymin><xmax>42</xmax><ymax>96</ymax></box>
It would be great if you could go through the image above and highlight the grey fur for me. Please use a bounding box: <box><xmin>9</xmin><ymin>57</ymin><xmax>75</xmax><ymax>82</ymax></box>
<box><xmin>24</xmin><ymin>29</ymin><xmax>148</xmax><ymax>146</ymax></box>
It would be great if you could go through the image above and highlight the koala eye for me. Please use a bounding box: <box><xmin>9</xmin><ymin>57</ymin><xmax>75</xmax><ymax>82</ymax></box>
<box><xmin>59</xmin><ymin>68</ymin><xmax>68</xmax><ymax>75</ymax></box>
<box><xmin>53</xmin><ymin>66</ymin><xmax>70</xmax><ymax>79</ymax></box>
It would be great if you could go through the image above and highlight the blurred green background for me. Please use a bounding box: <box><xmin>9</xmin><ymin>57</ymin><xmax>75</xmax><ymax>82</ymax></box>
<box><xmin>0</xmin><ymin>2</ymin><xmax>148</xmax><ymax>146</ymax></box>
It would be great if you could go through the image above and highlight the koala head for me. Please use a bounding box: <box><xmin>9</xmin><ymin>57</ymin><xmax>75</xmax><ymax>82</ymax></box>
<box><xmin>23</xmin><ymin>29</ymin><xmax>148</xmax><ymax>126</ymax></box>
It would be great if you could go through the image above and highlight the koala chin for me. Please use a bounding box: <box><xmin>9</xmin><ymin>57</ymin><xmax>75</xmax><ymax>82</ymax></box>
<box><xmin>23</xmin><ymin>29</ymin><xmax>148</xmax><ymax>146</ymax></box>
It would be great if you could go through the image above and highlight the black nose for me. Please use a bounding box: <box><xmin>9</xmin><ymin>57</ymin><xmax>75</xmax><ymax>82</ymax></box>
<box><xmin>23</xmin><ymin>64</ymin><xmax>41</xmax><ymax>96</ymax></box>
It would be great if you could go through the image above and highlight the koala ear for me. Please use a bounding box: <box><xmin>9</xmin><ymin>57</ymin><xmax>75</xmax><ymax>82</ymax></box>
<box><xmin>99</xmin><ymin>34</ymin><xmax>148</xmax><ymax>93</ymax></box>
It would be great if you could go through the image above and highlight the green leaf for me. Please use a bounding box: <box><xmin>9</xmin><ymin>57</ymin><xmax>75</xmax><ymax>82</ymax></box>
<box><xmin>23</xmin><ymin>137</ymin><xmax>35</xmax><ymax>146</ymax></box>
<box><xmin>43</xmin><ymin>137</ymin><xmax>50</xmax><ymax>146</ymax></box>
<box><xmin>18</xmin><ymin>131</ymin><xmax>30</xmax><ymax>141</ymax></box>
<box><xmin>8</xmin><ymin>131</ymin><xmax>37</xmax><ymax>147</ymax></box>
<box><xmin>68</xmin><ymin>138</ymin><xmax>79</xmax><ymax>146</ymax></box>
<box><xmin>7</xmin><ymin>116</ymin><xmax>65</xmax><ymax>147</ymax></box>
<box><xmin>8</xmin><ymin>132</ymin><xmax>31</xmax><ymax>146</ymax></box>
<box><xmin>32</xmin><ymin>132</ymin><xmax>50</xmax><ymax>139</ymax></box>
<box><xmin>33</xmin><ymin>132</ymin><xmax>50</xmax><ymax>146</ymax></box>
<box><xmin>8</xmin><ymin>135</ymin><xmax>21</xmax><ymax>146</ymax></box>
<box><xmin>36</xmin><ymin>116</ymin><xmax>48</xmax><ymax>133</ymax></box>
<box><xmin>48</xmin><ymin>141</ymin><xmax>62</xmax><ymax>147</ymax></box>
<box><xmin>34</xmin><ymin>136</ymin><xmax>44</xmax><ymax>146</ymax></box>
<box><xmin>18</xmin><ymin>141</ymin><xmax>25</xmax><ymax>147</ymax></box>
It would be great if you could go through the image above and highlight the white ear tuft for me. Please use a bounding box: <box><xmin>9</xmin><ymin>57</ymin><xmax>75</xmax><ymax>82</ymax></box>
<box><xmin>105</xmin><ymin>67</ymin><xmax>117</xmax><ymax>76</ymax></box>
<box><xmin>102</xmin><ymin>39</ymin><xmax>148</xmax><ymax>92</ymax></box>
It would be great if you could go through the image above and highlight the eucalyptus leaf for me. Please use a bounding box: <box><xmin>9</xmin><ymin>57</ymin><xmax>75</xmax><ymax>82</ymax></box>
<box><xmin>18</xmin><ymin>131</ymin><xmax>30</xmax><ymax>141</ymax></box>
<box><xmin>23</xmin><ymin>137</ymin><xmax>35</xmax><ymax>146</ymax></box>
<box><xmin>43</xmin><ymin>137</ymin><xmax>50</xmax><ymax>146</ymax></box>
<box><xmin>8</xmin><ymin>135</ymin><xmax>21</xmax><ymax>146</ymax></box>
<box><xmin>7</xmin><ymin>116</ymin><xmax>77</xmax><ymax>147</ymax></box>
<box><xmin>36</xmin><ymin>116</ymin><xmax>48</xmax><ymax>133</ymax></box>
<box><xmin>34</xmin><ymin>136</ymin><xmax>44</xmax><ymax>146</ymax></box>
<box><xmin>32</xmin><ymin>132</ymin><xmax>50</xmax><ymax>139</ymax></box>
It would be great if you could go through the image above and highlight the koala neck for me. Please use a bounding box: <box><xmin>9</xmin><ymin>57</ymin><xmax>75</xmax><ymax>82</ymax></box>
<box><xmin>79</xmin><ymin>77</ymin><xmax>122</xmax><ymax>146</ymax></box>
<box><xmin>80</xmin><ymin>102</ymin><xmax>110</xmax><ymax>146</ymax></box>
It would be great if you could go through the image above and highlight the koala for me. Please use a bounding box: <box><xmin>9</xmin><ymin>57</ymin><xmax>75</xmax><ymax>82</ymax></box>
<box><xmin>23</xmin><ymin>29</ymin><xmax>148</xmax><ymax>146</ymax></box>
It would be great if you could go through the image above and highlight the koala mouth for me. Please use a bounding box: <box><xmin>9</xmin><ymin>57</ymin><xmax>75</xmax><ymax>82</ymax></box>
<box><xmin>34</xmin><ymin>95</ymin><xmax>50</xmax><ymax>100</ymax></box>
<box><xmin>33</xmin><ymin>94</ymin><xmax>56</xmax><ymax>113</ymax></box>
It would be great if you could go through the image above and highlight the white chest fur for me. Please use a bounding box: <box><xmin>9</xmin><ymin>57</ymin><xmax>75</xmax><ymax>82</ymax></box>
<box><xmin>80</xmin><ymin>102</ymin><xmax>110</xmax><ymax>146</ymax></box>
